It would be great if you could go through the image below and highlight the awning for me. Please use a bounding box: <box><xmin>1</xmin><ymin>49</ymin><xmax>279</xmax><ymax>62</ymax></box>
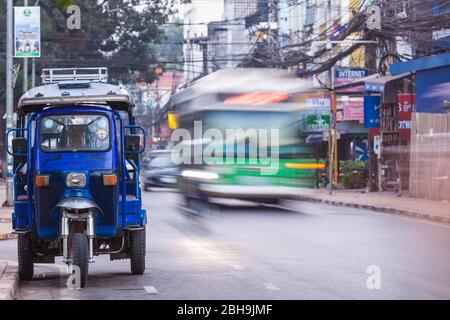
<box><xmin>390</xmin><ymin>52</ymin><xmax>450</xmax><ymax>75</ymax></box>
<box><xmin>333</xmin><ymin>72</ymin><xmax>411</xmax><ymax>93</ymax></box>
<box><xmin>364</xmin><ymin>73</ymin><xmax>412</xmax><ymax>92</ymax></box>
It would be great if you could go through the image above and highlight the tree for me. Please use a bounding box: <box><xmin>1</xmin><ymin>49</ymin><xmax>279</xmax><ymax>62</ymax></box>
<box><xmin>38</xmin><ymin>0</ymin><xmax>186</xmax><ymax>83</ymax></box>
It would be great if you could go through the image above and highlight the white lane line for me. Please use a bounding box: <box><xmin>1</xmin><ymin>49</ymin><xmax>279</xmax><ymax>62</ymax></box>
<box><xmin>144</xmin><ymin>286</ymin><xmax>159</xmax><ymax>295</ymax></box>
<box><xmin>263</xmin><ymin>283</ymin><xmax>281</xmax><ymax>291</ymax></box>
<box><xmin>230</xmin><ymin>263</ymin><xmax>244</xmax><ymax>270</ymax></box>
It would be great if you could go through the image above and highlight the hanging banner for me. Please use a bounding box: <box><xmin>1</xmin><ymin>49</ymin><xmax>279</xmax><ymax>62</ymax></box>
<box><xmin>14</xmin><ymin>6</ymin><xmax>41</xmax><ymax>58</ymax></box>
<box><xmin>364</xmin><ymin>95</ymin><xmax>381</xmax><ymax>128</ymax></box>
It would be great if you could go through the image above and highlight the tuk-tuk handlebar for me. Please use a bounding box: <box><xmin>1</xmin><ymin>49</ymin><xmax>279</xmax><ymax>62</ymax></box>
<box><xmin>124</xmin><ymin>125</ymin><xmax>146</xmax><ymax>154</ymax></box>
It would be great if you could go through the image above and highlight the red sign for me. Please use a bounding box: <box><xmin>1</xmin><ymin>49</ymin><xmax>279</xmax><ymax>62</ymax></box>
<box><xmin>397</xmin><ymin>94</ymin><xmax>416</xmax><ymax>140</ymax></box>
<box><xmin>343</xmin><ymin>102</ymin><xmax>364</xmax><ymax>121</ymax></box>
<box><xmin>224</xmin><ymin>92</ymin><xmax>289</xmax><ymax>105</ymax></box>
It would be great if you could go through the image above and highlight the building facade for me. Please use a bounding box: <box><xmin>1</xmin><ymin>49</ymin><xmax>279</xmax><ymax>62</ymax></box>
<box><xmin>182</xmin><ymin>0</ymin><xmax>225</xmax><ymax>82</ymax></box>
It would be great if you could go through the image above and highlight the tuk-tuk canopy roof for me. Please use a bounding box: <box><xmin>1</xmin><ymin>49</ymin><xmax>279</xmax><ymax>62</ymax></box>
<box><xmin>18</xmin><ymin>81</ymin><xmax>134</xmax><ymax>113</ymax></box>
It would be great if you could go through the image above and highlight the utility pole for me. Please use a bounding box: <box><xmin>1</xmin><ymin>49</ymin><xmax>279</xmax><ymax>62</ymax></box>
<box><xmin>23</xmin><ymin>0</ymin><xmax>28</xmax><ymax>92</ymax></box>
<box><xmin>31</xmin><ymin>0</ymin><xmax>40</xmax><ymax>88</ymax></box>
<box><xmin>267</xmin><ymin>0</ymin><xmax>279</xmax><ymax>67</ymax></box>
<box><xmin>267</xmin><ymin>0</ymin><xmax>271</xmax><ymax>63</ymax></box>
<box><xmin>31</xmin><ymin>57</ymin><xmax>36</xmax><ymax>88</ymax></box>
<box><xmin>5</xmin><ymin>0</ymin><xmax>14</xmax><ymax>206</ymax></box>
<box><xmin>201</xmin><ymin>41</ymin><xmax>208</xmax><ymax>75</ymax></box>
<box><xmin>328</xmin><ymin>66</ymin><xmax>337</xmax><ymax>195</ymax></box>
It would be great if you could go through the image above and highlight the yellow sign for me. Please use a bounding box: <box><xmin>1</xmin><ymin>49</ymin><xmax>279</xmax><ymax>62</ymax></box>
<box><xmin>168</xmin><ymin>112</ymin><xmax>179</xmax><ymax>129</ymax></box>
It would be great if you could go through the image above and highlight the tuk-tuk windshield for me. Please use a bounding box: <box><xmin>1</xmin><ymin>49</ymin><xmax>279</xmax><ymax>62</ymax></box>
<box><xmin>40</xmin><ymin>114</ymin><xmax>110</xmax><ymax>152</ymax></box>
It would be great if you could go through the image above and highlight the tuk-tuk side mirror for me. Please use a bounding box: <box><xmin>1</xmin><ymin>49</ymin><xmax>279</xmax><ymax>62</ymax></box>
<box><xmin>125</xmin><ymin>134</ymin><xmax>141</xmax><ymax>153</ymax></box>
<box><xmin>12</xmin><ymin>138</ymin><xmax>28</xmax><ymax>165</ymax></box>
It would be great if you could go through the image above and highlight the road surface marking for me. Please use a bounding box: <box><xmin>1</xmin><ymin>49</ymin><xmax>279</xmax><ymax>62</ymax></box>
<box><xmin>230</xmin><ymin>263</ymin><xmax>244</xmax><ymax>270</ymax></box>
<box><xmin>263</xmin><ymin>283</ymin><xmax>281</xmax><ymax>291</ymax></box>
<box><xmin>144</xmin><ymin>286</ymin><xmax>159</xmax><ymax>295</ymax></box>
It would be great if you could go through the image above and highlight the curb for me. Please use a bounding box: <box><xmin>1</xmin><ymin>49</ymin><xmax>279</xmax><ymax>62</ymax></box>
<box><xmin>0</xmin><ymin>233</ymin><xmax>18</xmax><ymax>241</ymax></box>
<box><xmin>0</xmin><ymin>261</ymin><xmax>19</xmax><ymax>300</ymax></box>
<box><xmin>296</xmin><ymin>195</ymin><xmax>450</xmax><ymax>225</ymax></box>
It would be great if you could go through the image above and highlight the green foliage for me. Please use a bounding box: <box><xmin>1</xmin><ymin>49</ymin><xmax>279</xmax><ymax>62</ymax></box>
<box><xmin>55</xmin><ymin>0</ymin><xmax>77</xmax><ymax>9</ymax></box>
<box><xmin>341</xmin><ymin>160</ymin><xmax>368</xmax><ymax>189</ymax></box>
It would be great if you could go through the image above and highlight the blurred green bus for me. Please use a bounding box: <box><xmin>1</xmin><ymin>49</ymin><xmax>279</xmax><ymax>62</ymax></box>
<box><xmin>169</xmin><ymin>69</ymin><xmax>326</xmax><ymax>207</ymax></box>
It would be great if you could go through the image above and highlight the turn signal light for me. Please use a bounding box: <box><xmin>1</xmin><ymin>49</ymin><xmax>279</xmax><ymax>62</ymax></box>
<box><xmin>35</xmin><ymin>175</ymin><xmax>50</xmax><ymax>188</ymax></box>
<box><xmin>103</xmin><ymin>174</ymin><xmax>118</xmax><ymax>187</ymax></box>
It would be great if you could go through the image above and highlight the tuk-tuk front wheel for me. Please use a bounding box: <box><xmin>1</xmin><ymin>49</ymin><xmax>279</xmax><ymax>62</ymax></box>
<box><xmin>70</xmin><ymin>233</ymin><xmax>89</xmax><ymax>288</ymax></box>
<box><xmin>130</xmin><ymin>228</ymin><xmax>146</xmax><ymax>275</ymax></box>
<box><xmin>18</xmin><ymin>233</ymin><xmax>34</xmax><ymax>281</ymax></box>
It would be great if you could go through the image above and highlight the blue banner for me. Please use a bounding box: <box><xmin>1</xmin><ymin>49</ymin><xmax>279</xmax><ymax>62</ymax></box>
<box><xmin>364</xmin><ymin>96</ymin><xmax>381</xmax><ymax>128</ymax></box>
<box><xmin>416</xmin><ymin>65</ymin><xmax>450</xmax><ymax>113</ymax></box>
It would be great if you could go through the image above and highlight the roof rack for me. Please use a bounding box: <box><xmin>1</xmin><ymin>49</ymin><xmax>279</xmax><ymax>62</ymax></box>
<box><xmin>41</xmin><ymin>67</ymin><xmax>108</xmax><ymax>84</ymax></box>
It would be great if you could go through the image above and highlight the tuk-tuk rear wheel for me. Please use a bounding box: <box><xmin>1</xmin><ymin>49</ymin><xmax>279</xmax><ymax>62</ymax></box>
<box><xmin>130</xmin><ymin>228</ymin><xmax>146</xmax><ymax>275</ymax></box>
<box><xmin>18</xmin><ymin>233</ymin><xmax>34</xmax><ymax>281</ymax></box>
<box><xmin>70</xmin><ymin>233</ymin><xmax>89</xmax><ymax>288</ymax></box>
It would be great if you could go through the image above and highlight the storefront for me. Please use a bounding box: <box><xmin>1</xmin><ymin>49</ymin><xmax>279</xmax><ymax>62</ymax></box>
<box><xmin>390</xmin><ymin>52</ymin><xmax>450</xmax><ymax>201</ymax></box>
<box><xmin>334</xmin><ymin>72</ymin><xmax>413</xmax><ymax>191</ymax></box>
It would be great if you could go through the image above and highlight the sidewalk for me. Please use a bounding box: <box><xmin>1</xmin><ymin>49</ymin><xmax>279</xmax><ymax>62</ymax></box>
<box><xmin>0</xmin><ymin>183</ymin><xmax>16</xmax><ymax>241</ymax></box>
<box><xmin>296</xmin><ymin>188</ymin><xmax>450</xmax><ymax>225</ymax></box>
<box><xmin>0</xmin><ymin>261</ymin><xmax>18</xmax><ymax>300</ymax></box>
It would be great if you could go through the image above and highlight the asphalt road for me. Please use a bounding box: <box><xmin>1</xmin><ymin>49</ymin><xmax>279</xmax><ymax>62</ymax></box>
<box><xmin>1</xmin><ymin>189</ymin><xmax>449</xmax><ymax>299</ymax></box>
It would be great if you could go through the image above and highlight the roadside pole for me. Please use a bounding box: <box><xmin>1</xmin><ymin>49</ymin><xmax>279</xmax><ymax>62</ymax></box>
<box><xmin>31</xmin><ymin>58</ymin><xmax>36</xmax><ymax>88</ymax></box>
<box><xmin>328</xmin><ymin>67</ymin><xmax>335</xmax><ymax>195</ymax></box>
<box><xmin>5</xmin><ymin>0</ymin><xmax>14</xmax><ymax>206</ymax></box>
<box><xmin>333</xmin><ymin>91</ymin><xmax>338</xmax><ymax>184</ymax></box>
<box><xmin>31</xmin><ymin>0</ymin><xmax>40</xmax><ymax>88</ymax></box>
<box><xmin>23</xmin><ymin>0</ymin><xmax>28</xmax><ymax>92</ymax></box>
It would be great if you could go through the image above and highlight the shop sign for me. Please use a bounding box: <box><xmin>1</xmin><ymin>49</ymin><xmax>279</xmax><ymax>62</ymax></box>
<box><xmin>364</xmin><ymin>96</ymin><xmax>381</xmax><ymax>128</ymax></box>
<box><xmin>343</xmin><ymin>102</ymin><xmax>364</xmax><ymax>121</ymax></box>
<box><xmin>397</xmin><ymin>93</ymin><xmax>416</xmax><ymax>140</ymax></box>
<box><xmin>306</xmin><ymin>114</ymin><xmax>330</xmax><ymax>131</ymax></box>
<box><xmin>335</xmin><ymin>67</ymin><xmax>368</xmax><ymax>93</ymax></box>
<box><xmin>303</xmin><ymin>97</ymin><xmax>331</xmax><ymax>132</ymax></box>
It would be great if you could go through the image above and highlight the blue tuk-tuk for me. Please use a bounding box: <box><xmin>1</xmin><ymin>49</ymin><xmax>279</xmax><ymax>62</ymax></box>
<box><xmin>6</xmin><ymin>68</ymin><xmax>147</xmax><ymax>287</ymax></box>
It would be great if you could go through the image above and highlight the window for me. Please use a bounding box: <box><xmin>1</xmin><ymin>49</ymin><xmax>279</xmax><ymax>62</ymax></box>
<box><xmin>40</xmin><ymin>114</ymin><xmax>110</xmax><ymax>152</ymax></box>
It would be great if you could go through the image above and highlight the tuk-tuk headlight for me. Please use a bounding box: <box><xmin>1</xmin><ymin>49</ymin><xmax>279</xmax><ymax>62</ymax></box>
<box><xmin>66</xmin><ymin>173</ymin><xmax>86</xmax><ymax>188</ymax></box>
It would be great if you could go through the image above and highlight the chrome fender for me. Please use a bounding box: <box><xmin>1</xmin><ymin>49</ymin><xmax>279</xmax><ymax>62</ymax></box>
<box><xmin>56</xmin><ymin>197</ymin><xmax>99</xmax><ymax>264</ymax></box>
<box><xmin>55</xmin><ymin>197</ymin><xmax>102</xmax><ymax>214</ymax></box>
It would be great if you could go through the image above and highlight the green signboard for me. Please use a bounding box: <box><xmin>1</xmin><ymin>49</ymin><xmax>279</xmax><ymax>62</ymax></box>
<box><xmin>302</xmin><ymin>97</ymin><xmax>331</xmax><ymax>133</ymax></box>
<box><xmin>306</xmin><ymin>114</ymin><xmax>330</xmax><ymax>131</ymax></box>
